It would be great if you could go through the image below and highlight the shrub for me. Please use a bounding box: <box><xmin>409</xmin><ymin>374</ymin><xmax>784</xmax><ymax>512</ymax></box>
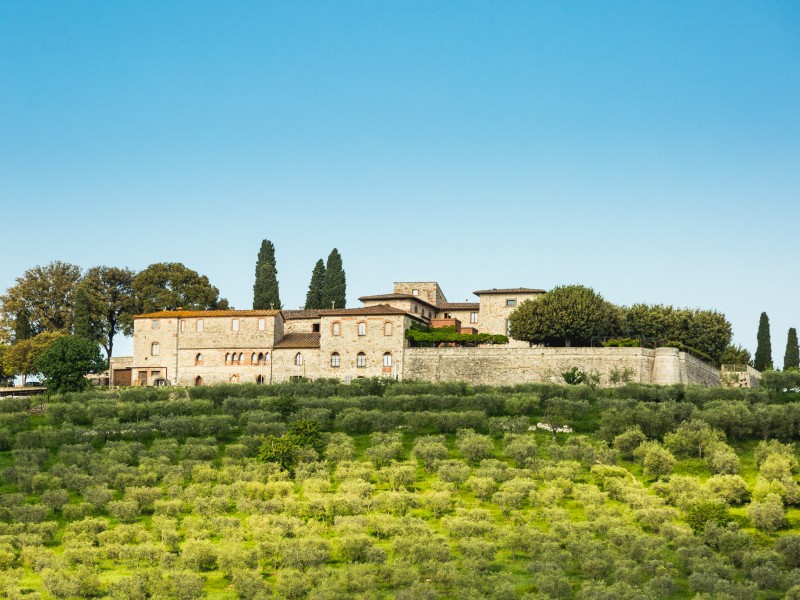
<box><xmin>748</xmin><ymin>494</ymin><xmax>785</xmax><ymax>532</ymax></box>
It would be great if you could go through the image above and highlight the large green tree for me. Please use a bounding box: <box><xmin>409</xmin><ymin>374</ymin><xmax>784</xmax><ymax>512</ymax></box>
<box><xmin>508</xmin><ymin>284</ymin><xmax>617</xmax><ymax>347</ymax></box>
<box><xmin>253</xmin><ymin>240</ymin><xmax>281</xmax><ymax>309</ymax></box>
<box><xmin>72</xmin><ymin>286</ymin><xmax>94</xmax><ymax>341</ymax></box>
<box><xmin>81</xmin><ymin>266</ymin><xmax>136</xmax><ymax>359</ymax></box>
<box><xmin>35</xmin><ymin>335</ymin><xmax>106</xmax><ymax>394</ymax></box>
<box><xmin>321</xmin><ymin>248</ymin><xmax>346</xmax><ymax>310</ymax></box>
<box><xmin>754</xmin><ymin>312</ymin><xmax>773</xmax><ymax>372</ymax></box>
<box><xmin>3</xmin><ymin>331</ymin><xmax>64</xmax><ymax>385</ymax></box>
<box><xmin>623</xmin><ymin>304</ymin><xmax>732</xmax><ymax>363</ymax></box>
<box><xmin>0</xmin><ymin>345</ymin><xmax>11</xmax><ymax>386</ymax></box>
<box><xmin>14</xmin><ymin>308</ymin><xmax>32</xmax><ymax>343</ymax></box>
<box><xmin>720</xmin><ymin>344</ymin><xmax>752</xmax><ymax>367</ymax></box>
<box><xmin>784</xmin><ymin>328</ymin><xmax>799</xmax><ymax>371</ymax></box>
<box><xmin>0</xmin><ymin>261</ymin><xmax>82</xmax><ymax>337</ymax></box>
<box><xmin>304</xmin><ymin>259</ymin><xmax>326</xmax><ymax>310</ymax></box>
<box><xmin>132</xmin><ymin>263</ymin><xmax>229</xmax><ymax>315</ymax></box>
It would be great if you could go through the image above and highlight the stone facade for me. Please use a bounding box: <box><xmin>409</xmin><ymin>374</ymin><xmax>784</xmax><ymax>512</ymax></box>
<box><xmin>126</xmin><ymin>281</ymin><xmax>728</xmax><ymax>388</ymax></box>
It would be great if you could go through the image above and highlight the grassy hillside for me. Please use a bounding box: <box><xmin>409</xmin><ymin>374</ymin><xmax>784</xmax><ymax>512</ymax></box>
<box><xmin>1</xmin><ymin>379</ymin><xmax>800</xmax><ymax>598</ymax></box>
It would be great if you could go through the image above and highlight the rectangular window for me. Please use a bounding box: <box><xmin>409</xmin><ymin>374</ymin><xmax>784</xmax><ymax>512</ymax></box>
<box><xmin>232</xmin><ymin>319</ymin><xmax>239</xmax><ymax>331</ymax></box>
<box><xmin>384</xmin><ymin>322</ymin><xmax>393</xmax><ymax>336</ymax></box>
<box><xmin>332</xmin><ymin>322</ymin><xmax>341</xmax><ymax>336</ymax></box>
<box><xmin>312</xmin><ymin>323</ymin><xmax>320</xmax><ymax>333</ymax></box>
<box><xmin>258</xmin><ymin>318</ymin><xmax>265</xmax><ymax>331</ymax></box>
<box><xmin>358</xmin><ymin>322</ymin><xmax>366</xmax><ymax>336</ymax></box>
<box><xmin>357</xmin><ymin>353</ymin><xmax>366</xmax><ymax>367</ymax></box>
<box><xmin>412</xmin><ymin>289</ymin><xmax>419</xmax><ymax>296</ymax></box>
<box><xmin>506</xmin><ymin>319</ymin><xmax>512</xmax><ymax>336</ymax></box>
<box><xmin>152</xmin><ymin>319</ymin><xmax>159</xmax><ymax>329</ymax></box>
<box><xmin>197</xmin><ymin>319</ymin><xmax>204</xmax><ymax>332</ymax></box>
<box><xmin>506</xmin><ymin>299</ymin><xmax>517</xmax><ymax>307</ymax></box>
<box><xmin>470</xmin><ymin>312</ymin><xmax>478</xmax><ymax>323</ymax></box>
<box><xmin>180</xmin><ymin>320</ymin><xmax>186</xmax><ymax>332</ymax></box>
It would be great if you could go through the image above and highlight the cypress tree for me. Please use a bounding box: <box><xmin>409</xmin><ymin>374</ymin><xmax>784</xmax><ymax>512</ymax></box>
<box><xmin>304</xmin><ymin>259</ymin><xmax>326</xmax><ymax>310</ymax></box>
<box><xmin>252</xmin><ymin>240</ymin><xmax>281</xmax><ymax>309</ymax></box>
<box><xmin>14</xmin><ymin>308</ymin><xmax>32</xmax><ymax>342</ymax></box>
<box><xmin>784</xmin><ymin>328</ymin><xmax>799</xmax><ymax>371</ymax></box>
<box><xmin>72</xmin><ymin>286</ymin><xmax>94</xmax><ymax>341</ymax></box>
<box><xmin>320</xmin><ymin>248</ymin><xmax>346</xmax><ymax>309</ymax></box>
<box><xmin>754</xmin><ymin>312</ymin><xmax>773</xmax><ymax>371</ymax></box>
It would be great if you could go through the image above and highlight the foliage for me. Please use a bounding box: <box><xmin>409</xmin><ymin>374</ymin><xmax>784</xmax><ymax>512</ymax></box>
<box><xmin>602</xmin><ymin>338</ymin><xmax>641</xmax><ymax>347</ymax></box>
<box><xmin>623</xmin><ymin>303</ymin><xmax>732</xmax><ymax>363</ymax></box>
<box><xmin>785</xmin><ymin>328</ymin><xmax>800</xmax><ymax>371</ymax></box>
<box><xmin>303</xmin><ymin>258</ymin><xmax>326</xmax><ymax>310</ymax></box>
<box><xmin>71</xmin><ymin>285</ymin><xmax>94</xmax><ymax>342</ymax></box>
<box><xmin>0</xmin><ymin>344</ymin><xmax>12</xmax><ymax>386</ymax></box>
<box><xmin>253</xmin><ymin>240</ymin><xmax>281</xmax><ymax>310</ymax></box>
<box><xmin>405</xmin><ymin>328</ymin><xmax>508</xmax><ymax>346</ymax></box>
<box><xmin>80</xmin><ymin>266</ymin><xmax>136</xmax><ymax>358</ymax></box>
<box><xmin>133</xmin><ymin>262</ymin><xmax>229</xmax><ymax>314</ymax></box>
<box><xmin>755</xmin><ymin>312</ymin><xmax>773</xmax><ymax>371</ymax></box>
<box><xmin>3</xmin><ymin>331</ymin><xmax>64</xmax><ymax>382</ymax></box>
<box><xmin>508</xmin><ymin>284</ymin><xmax>618</xmax><ymax>346</ymax></box>
<box><xmin>0</xmin><ymin>261</ymin><xmax>82</xmax><ymax>336</ymax></box>
<box><xmin>258</xmin><ymin>419</ymin><xmax>322</xmax><ymax>473</ymax></box>
<box><xmin>720</xmin><ymin>344</ymin><xmax>753</xmax><ymax>367</ymax></box>
<box><xmin>320</xmin><ymin>248</ymin><xmax>346</xmax><ymax>310</ymax></box>
<box><xmin>761</xmin><ymin>370</ymin><xmax>800</xmax><ymax>392</ymax></box>
<box><xmin>35</xmin><ymin>336</ymin><xmax>107</xmax><ymax>393</ymax></box>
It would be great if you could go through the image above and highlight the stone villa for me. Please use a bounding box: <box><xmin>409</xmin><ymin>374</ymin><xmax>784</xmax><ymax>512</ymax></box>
<box><xmin>113</xmin><ymin>281</ymin><xmax>733</xmax><ymax>388</ymax></box>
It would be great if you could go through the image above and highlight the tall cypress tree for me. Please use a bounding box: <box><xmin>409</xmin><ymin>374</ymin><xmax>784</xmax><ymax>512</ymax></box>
<box><xmin>304</xmin><ymin>259</ymin><xmax>326</xmax><ymax>310</ymax></box>
<box><xmin>72</xmin><ymin>286</ymin><xmax>94</xmax><ymax>341</ymax></box>
<box><xmin>253</xmin><ymin>240</ymin><xmax>281</xmax><ymax>309</ymax></box>
<box><xmin>320</xmin><ymin>248</ymin><xmax>346</xmax><ymax>309</ymax></box>
<box><xmin>784</xmin><ymin>327</ymin><xmax>799</xmax><ymax>371</ymax></box>
<box><xmin>754</xmin><ymin>312</ymin><xmax>773</xmax><ymax>371</ymax></box>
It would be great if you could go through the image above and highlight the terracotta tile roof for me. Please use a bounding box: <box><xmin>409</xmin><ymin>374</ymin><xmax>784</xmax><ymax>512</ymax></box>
<box><xmin>283</xmin><ymin>309</ymin><xmax>336</xmax><ymax>320</ymax></box>
<box><xmin>472</xmin><ymin>288</ymin><xmax>545</xmax><ymax>295</ymax></box>
<box><xmin>273</xmin><ymin>333</ymin><xmax>321</xmax><ymax>349</ymax></box>
<box><xmin>326</xmin><ymin>304</ymin><xmax>425</xmax><ymax>320</ymax></box>
<box><xmin>358</xmin><ymin>293</ymin><xmax>439</xmax><ymax>309</ymax></box>
<box><xmin>439</xmin><ymin>302</ymin><xmax>480</xmax><ymax>310</ymax></box>
<box><xmin>135</xmin><ymin>309</ymin><xmax>281</xmax><ymax>319</ymax></box>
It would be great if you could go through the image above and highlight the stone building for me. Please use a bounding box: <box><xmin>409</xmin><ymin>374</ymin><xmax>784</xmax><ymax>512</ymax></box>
<box><xmin>121</xmin><ymin>281</ymin><xmax>725</xmax><ymax>388</ymax></box>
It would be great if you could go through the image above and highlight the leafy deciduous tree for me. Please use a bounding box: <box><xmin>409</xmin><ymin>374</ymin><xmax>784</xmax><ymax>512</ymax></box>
<box><xmin>1</xmin><ymin>261</ymin><xmax>82</xmax><ymax>337</ymax></box>
<box><xmin>35</xmin><ymin>336</ymin><xmax>106</xmax><ymax>393</ymax></box>
<box><xmin>3</xmin><ymin>331</ymin><xmax>64</xmax><ymax>385</ymax></box>
<box><xmin>720</xmin><ymin>344</ymin><xmax>752</xmax><ymax>367</ymax></box>
<box><xmin>81</xmin><ymin>266</ymin><xmax>136</xmax><ymax>359</ymax></box>
<box><xmin>508</xmin><ymin>284</ymin><xmax>617</xmax><ymax>347</ymax></box>
<box><xmin>133</xmin><ymin>263</ymin><xmax>228</xmax><ymax>314</ymax></box>
<box><xmin>253</xmin><ymin>240</ymin><xmax>281</xmax><ymax>310</ymax></box>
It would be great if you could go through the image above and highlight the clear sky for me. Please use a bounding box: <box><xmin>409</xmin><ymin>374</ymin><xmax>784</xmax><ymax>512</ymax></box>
<box><xmin>1</xmin><ymin>1</ymin><xmax>799</xmax><ymax>363</ymax></box>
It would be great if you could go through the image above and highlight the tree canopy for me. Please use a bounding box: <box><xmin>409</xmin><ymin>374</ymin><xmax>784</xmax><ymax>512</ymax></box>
<box><xmin>81</xmin><ymin>266</ymin><xmax>136</xmax><ymax>358</ymax></box>
<box><xmin>320</xmin><ymin>248</ymin><xmax>346</xmax><ymax>310</ymax></box>
<box><xmin>35</xmin><ymin>335</ymin><xmax>106</xmax><ymax>393</ymax></box>
<box><xmin>253</xmin><ymin>240</ymin><xmax>281</xmax><ymax>309</ymax></box>
<box><xmin>133</xmin><ymin>263</ymin><xmax>228</xmax><ymax>314</ymax></box>
<box><xmin>0</xmin><ymin>261</ymin><xmax>82</xmax><ymax>337</ymax></box>
<box><xmin>720</xmin><ymin>344</ymin><xmax>752</xmax><ymax>367</ymax></box>
<box><xmin>2</xmin><ymin>331</ymin><xmax>64</xmax><ymax>385</ymax></box>
<box><xmin>755</xmin><ymin>312</ymin><xmax>773</xmax><ymax>372</ymax></box>
<box><xmin>508</xmin><ymin>285</ymin><xmax>618</xmax><ymax>346</ymax></box>
<box><xmin>304</xmin><ymin>259</ymin><xmax>326</xmax><ymax>310</ymax></box>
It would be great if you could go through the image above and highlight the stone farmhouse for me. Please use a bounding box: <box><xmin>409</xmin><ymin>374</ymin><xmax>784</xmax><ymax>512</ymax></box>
<box><xmin>114</xmin><ymin>281</ymin><xmax>731</xmax><ymax>388</ymax></box>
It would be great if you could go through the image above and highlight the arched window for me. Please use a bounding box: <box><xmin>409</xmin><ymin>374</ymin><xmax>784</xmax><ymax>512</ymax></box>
<box><xmin>232</xmin><ymin>353</ymin><xmax>240</xmax><ymax>364</ymax></box>
<box><xmin>264</xmin><ymin>352</ymin><xmax>270</xmax><ymax>363</ymax></box>
<box><xmin>251</xmin><ymin>353</ymin><xmax>257</xmax><ymax>364</ymax></box>
<box><xmin>151</xmin><ymin>342</ymin><xmax>159</xmax><ymax>356</ymax></box>
<box><xmin>230</xmin><ymin>374</ymin><xmax>239</xmax><ymax>383</ymax></box>
<box><xmin>195</xmin><ymin>353</ymin><xmax>203</xmax><ymax>365</ymax></box>
<box><xmin>194</xmin><ymin>376</ymin><xmax>204</xmax><ymax>386</ymax></box>
<box><xmin>295</xmin><ymin>353</ymin><xmax>304</xmax><ymax>366</ymax></box>
<box><xmin>331</xmin><ymin>352</ymin><xmax>340</xmax><ymax>367</ymax></box>
<box><xmin>383</xmin><ymin>352</ymin><xmax>392</xmax><ymax>367</ymax></box>
<box><xmin>358</xmin><ymin>322</ymin><xmax>366</xmax><ymax>336</ymax></box>
<box><xmin>356</xmin><ymin>352</ymin><xmax>366</xmax><ymax>368</ymax></box>
<box><xmin>239</xmin><ymin>352</ymin><xmax>244</xmax><ymax>363</ymax></box>
<box><xmin>384</xmin><ymin>322</ymin><xmax>393</xmax><ymax>336</ymax></box>
<box><xmin>332</xmin><ymin>322</ymin><xmax>341</xmax><ymax>336</ymax></box>
<box><xmin>257</xmin><ymin>352</ymin><xmax>264</xmax><ymax>365</ymax></box>
<box><xmin>256</xmin><ymin>375</ymin><xmax>264</xmax><ymax>384</ymax></box>
<box><xmin>225</xmin><ymin>352</ymin><xmax>230</xmax><ymax>364</ymax></box>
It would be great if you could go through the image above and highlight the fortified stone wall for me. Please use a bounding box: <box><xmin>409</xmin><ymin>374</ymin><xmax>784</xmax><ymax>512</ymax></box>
<box><xmin>402</xmin><ymin>346</ymin><xmax>720</xmax><ymax>387</ymax></box>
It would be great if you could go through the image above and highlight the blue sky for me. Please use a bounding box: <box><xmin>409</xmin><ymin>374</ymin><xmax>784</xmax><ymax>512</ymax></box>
<box><xmin>1</xmin><ymin>1</ymin><xmax>799</xmax><ymax>362</ymax></box>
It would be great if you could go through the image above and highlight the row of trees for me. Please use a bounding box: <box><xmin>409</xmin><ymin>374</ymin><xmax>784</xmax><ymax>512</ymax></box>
<box><xmin>252</xmin><ymin>240</ymin><xmax>347</xmax><ymax>311</ymax></box>
<box><xmin>508</xmin><ymin>285</ymin><xmax>734</xmax><ymax>362</ymax></box>
<box><xmin>754</xmin><ymin>312</ymin><xmax>798</xmax><ymax>371</ymax></box>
